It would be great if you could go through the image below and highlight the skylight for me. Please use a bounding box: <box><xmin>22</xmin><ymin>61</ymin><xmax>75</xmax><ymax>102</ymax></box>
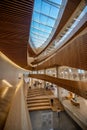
<box><xmin>35</xmin><ymin>4</ymin><xmax>87</xmax><ymax>61</ymax></box>
<box><xmin>55</xmin><ymin>6</ymin><xmax>87</xmax><ymax>48</ymax></box>
<box><xmin>29</xmin><ymin>0</ymin><xmax>62</xmax><ymax>48</ymax></box>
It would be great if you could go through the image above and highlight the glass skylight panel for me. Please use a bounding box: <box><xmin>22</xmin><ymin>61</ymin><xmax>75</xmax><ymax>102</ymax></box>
<box><xmin>31</xmin><ymin>31</ymin><xmax>48</xmax><ymax>38</ymax></box>
<box><xmin>34</xmin><ymin>0</ymin><xmax>41</xmax><ymax>12</ymax></box>
<box><xmin>44</xmin><ymin>26</ymin><xmax>52</xmax><ymax>33</ymax></box>
<box><xmin>38</xmin><ymin>30</ymin><xmax>49</xmax><ymax>36</ymax></box>
<box><xmin>49</xmin><ymin>6</ymin><xmax>59</xmax><ymax>18</ymax></box>
<box><xmin>32</xmin><ymin>35</ymin><xmax>45</xmax><ymax>41</ymax></box>
<box><xmin>41</xmin><ymin>1</ymin><xmax>50</xmax><ymax>15</ymax></box>
<box><xmin>39</xmin><ymin>24</ymin><xmax>46</xmax><ymax>30</ymax></box>
<box><xmin>33</xmin><ymin>21</ymin><xmax>39</xmax><ymax>28</ymax></box>
<box><xmin>49</xmin><ymin>0</ymin><xmax>62</xmax><ymax>5</ymax></box>
<box><xmin>32</xmin><ymin>40</ymin><xmax>44</xmax><ymax>45</ymax></box>
<box><xmin>47</xmin><ymin>18</ymin><xmax>55</xmax><ymax>27</ymax></box>
<box><xmin>33</xmin><ymin>12</ymin><xmax>40</xmax><ymax>22</ymax></box>
<box><xmin>31</xmin><ymin>28</ymin><xmax>39</xmax><ymax>34</ymax></box>
<box><xmin>40</xmin><ymin>14</ymin><xmax>48</xmax><ymax>25</ymax></box>
<box><xmin>29</xmin><ymin>0</ymin><xmax>62</xmax><ymax>48</ymax></box>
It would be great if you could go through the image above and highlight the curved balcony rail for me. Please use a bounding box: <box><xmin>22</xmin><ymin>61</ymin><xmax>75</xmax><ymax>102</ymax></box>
<box><xmin>29</xmin><ymin>74</ymin><xmax>87</xmax><ymax>99</ymax></box>
<box><xmin>32</xmin><ymin>2</ymin><xmax>86</xmax><ymax>65</ymax></box>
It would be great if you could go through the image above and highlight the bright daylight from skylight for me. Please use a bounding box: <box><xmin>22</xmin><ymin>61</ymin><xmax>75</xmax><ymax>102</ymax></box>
<box><xmin>29</xmin><ymin>0</ymin><xmax>62</xmax><ymax>48</ymax></box>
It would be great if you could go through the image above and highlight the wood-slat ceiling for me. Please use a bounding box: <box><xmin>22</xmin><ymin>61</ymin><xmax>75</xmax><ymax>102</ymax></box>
<box><xmin>0</xmin><ymin>0</ymin><xmax>34</xmax><ymax>68</ymax></box>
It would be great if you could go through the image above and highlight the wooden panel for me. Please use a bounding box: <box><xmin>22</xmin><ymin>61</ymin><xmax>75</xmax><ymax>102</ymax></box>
<box><xmin>32</xmin><ymin>16</ymin><xmax>87</xmax><ymax>65</ymax></box>
<box><xmin>0</xmin><ymin>0</ymin><xmax>34</xmax><ymax>68</ymax></box>
<box><xmin>35</xmin><ymin>31</ymin><xmax>87</xmax><ymax>71</ymax></box>
<box><xmin>29</xmin><ymin>74</ymin><xmax>87</xmax><ymax>99</ymax></box>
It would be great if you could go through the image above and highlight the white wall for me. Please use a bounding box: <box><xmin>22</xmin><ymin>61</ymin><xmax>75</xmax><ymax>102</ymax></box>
<box><xmin>0</xmin><ymin>53</ymin><xmax>28</xmax><ymax>87</ymax></box>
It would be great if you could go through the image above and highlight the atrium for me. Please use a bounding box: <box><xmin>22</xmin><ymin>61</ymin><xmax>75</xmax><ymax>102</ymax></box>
<box><xmin>0</xmin><ymin>0</ymin><xmax>87</xmax><ymax>130</ymax></box>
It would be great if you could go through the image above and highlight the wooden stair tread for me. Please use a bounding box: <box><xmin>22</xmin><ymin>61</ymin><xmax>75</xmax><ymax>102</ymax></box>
<box><xmin>27</xmin><ymin>96</ymin><xmax>50</xmax><ymax>100</ymax></box>
<box><xmin>27</xmin><ymin>94</ymin><xmax>46</xmax><ymax>98</ymax></box>
<box><xmin>27</xmin><ymin>97</ymin><xmax>49</xmax><ymax>100</ymax></box>
<box><xmin>27</xmin><ymin>92</ymin><xmax>45</xmax><ymax>95</ymax></box>
<box><xmin>27</xmin><ymin>99</ymin><xmax>49</xmax><ymax>103</ymax></box>
<box><xmin>27</xmin><ymin>102</ymin><xmax>50</xmax><ymax>107</ymax></box>
<box><xmin>26</xmin><ymin>88</ymin><xmax>55</xmax><ymax>111</ymax></box>
<box><xmin>28</xmin><ymin>89</ymin><xmax>45</xmax><ymax>92</ymax></box>
<box><xmin>28</xmin><ymin>106</ymin><xmax>51</xmax><ymax>111</ymax></box>
<box><xmin>27</xmin><ymin>93</ymin><xmax>44</xmax><ymax>97</ymax></box>
<box><xmin>28</xmin><ymin>90</ymin><xmax>45</xmax><ymax>93</ymax></box>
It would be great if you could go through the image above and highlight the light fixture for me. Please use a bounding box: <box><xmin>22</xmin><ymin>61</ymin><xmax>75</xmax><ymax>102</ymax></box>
<box><xmin>2</xmin><ymin>79</ymin><xmax>13</xmax><ymax>87</ymax></box>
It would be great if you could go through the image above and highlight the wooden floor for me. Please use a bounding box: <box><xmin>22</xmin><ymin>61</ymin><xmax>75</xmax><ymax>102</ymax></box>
<box><xmin>51</xmin><ymin>98</ymin><xmax>64</xmax><ymax>112</ymax></box>
<box><xmin>26</xmin><ymin>88</ymin><xmax>64</xmax><ymax>112</ymax></box>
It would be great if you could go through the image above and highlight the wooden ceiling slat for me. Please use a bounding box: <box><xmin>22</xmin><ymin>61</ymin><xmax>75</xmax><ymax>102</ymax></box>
<box><xmin>0</xmin><ymin>11</ymin><xmax>32</xmax><ymax>20</ymax></box>
<box><xmin>0</xmin><ymin>25</ymin><xmax>28</xmax><ymax>32</ymax></box>
<box><xmin>0</xmin><ymin>20</ymin><xmax>29</xmax><ymax>28</ymax></box>
<box><xmin>0</xmin><ymin>4</ymin><xmax>33</xmax><ymax>14</ymax></box>
<box><xmin>0</xmin><ymin>0</ymin><xmax>34</xmax><ymax>68</ymax></box>
<box><xmin>1</xmin><ymin>0</ymin><xmax>33</xmax><ymax>9</ymax></box>
<box><xmin>5</xmin><ymin>0</ymin><xmax>34</xmax><ymax>6</ymax></box>
<box><xmin>0</xmin><ymin>13</ymin><xmax>32</xmax><ymax>25</ymax></box>
<box><xmin>0</xmin><ymin>7</ymin><xmax>32</xmax><ymax>17</ymax></box>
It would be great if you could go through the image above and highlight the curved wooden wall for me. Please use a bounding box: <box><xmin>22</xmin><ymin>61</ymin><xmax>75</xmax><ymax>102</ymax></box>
<box><xmin>34</xmin><ymin>30</ymin><xmax>87</xmax><ymax>71</ymax></box>
<box><xmin>29</xmin><ymin>74</ymin><xmax>87</xmax><ymax>99</ymax></box>
<box><xmin>32</xmin><ymin>15</ymin><xmax>87</xmax><ymax>65</ymax></box>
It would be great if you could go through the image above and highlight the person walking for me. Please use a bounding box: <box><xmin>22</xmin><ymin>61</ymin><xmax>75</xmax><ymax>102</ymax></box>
<box><xmin>50</xmin><ymin>98</ymin><xmax>53</xmax><ymax>106</ymax></box>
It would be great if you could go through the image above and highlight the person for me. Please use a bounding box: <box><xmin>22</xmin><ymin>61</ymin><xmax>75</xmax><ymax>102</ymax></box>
<box><xmin>29</xmin><ymin>86</ymin><xmax>31</xmax><ymax>89</ymax></box>
<box><xmin>57</xmin><ymin>109</ymin><xmax>61</xmax><ymax>118</ymax></box>
<box><xmin>50</xmin><ymin>98</ymin><xmax>53</xmax><ymax>106</ymax></box>
<box><xmin>46</xmin><ymin>85</ymin><xmax>48</xmax><ymax>90</ymax></box>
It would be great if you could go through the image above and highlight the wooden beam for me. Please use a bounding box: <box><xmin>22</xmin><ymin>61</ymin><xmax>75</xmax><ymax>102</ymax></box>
<box><xmin>29</xmin><ymin>74</ymin><xmax>87</xmax><ymax>99</ymax></box>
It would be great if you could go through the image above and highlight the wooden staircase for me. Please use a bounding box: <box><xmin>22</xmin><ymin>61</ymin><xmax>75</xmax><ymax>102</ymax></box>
<box><xmin>26</xmin><ymin>88</ymin><xmax>54</xmax><ymax>111</ymax></box>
